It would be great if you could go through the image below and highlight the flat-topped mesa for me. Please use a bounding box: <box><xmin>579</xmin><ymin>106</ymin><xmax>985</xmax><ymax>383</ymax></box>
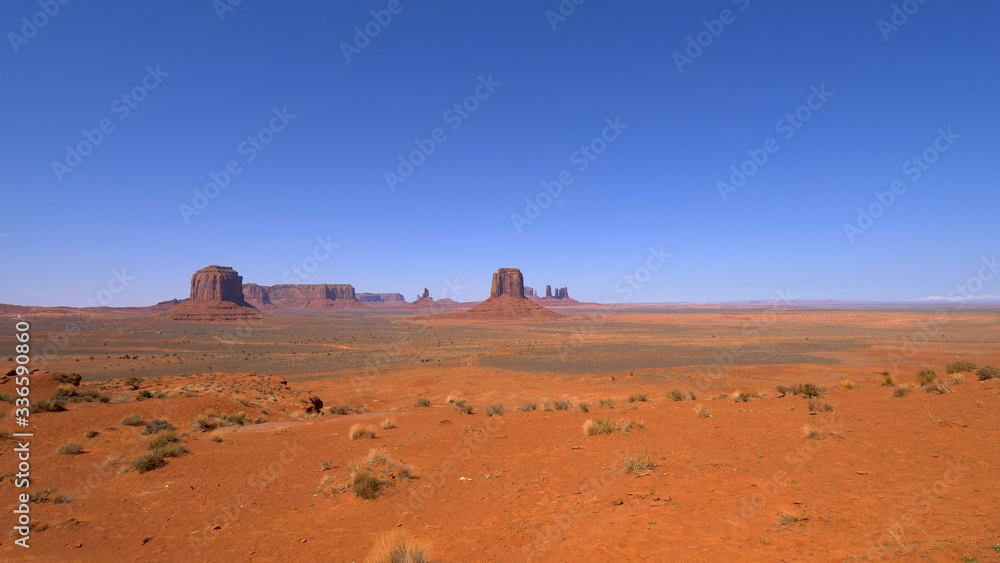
<box><xmin>356</xmin><ymin>292</ymin><xmax>406</xmax><ymax>304</ymax></box>
<box><xmin>524</xmin><ymin>286</ymin><xmax>536</xmax><ymax>297</ymax></box>
<box><xmin>191</xmin><ymin>265</ymin><xmax>248</xmax><ymax>303</ymax></box>
<box><xmin>169</xmin><ymin>265</ymin><xmax>263</xmax><ymax>322</ymax></box>
<box><xmin>491</xmin><ymin>268</ymin><xmax>525</xmax><ymax>299</ymax></box>
<box><xmin>241</xmin><ymin>283</ymin><xmax>363</xmax><ymax>309</ymax></box>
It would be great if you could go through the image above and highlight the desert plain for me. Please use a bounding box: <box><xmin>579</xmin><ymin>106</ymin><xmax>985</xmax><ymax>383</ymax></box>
<box><xmin>2</xmin><ymin>302</ymin><xmax>999</xmax><ymax>562</ymax></box>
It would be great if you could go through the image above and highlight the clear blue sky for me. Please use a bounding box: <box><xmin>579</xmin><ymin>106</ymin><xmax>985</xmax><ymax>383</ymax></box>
<box><xmin>2</xmin><ymin>1</ymin><xmax>998</xmax><ymax>306</ymax></box>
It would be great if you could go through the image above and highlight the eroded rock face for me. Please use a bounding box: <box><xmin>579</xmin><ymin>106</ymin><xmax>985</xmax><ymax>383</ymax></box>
<box><xmin>545</xmin><ymin>285</ymin><xmax>552</xmax><ymax>298</ymax></box>
<box><xmin>525</xmin><ymin>287</ymin><xmax>536</xmax><ymax>297</ymax></box>
<box><xmin>419</xmin><ymin>288</ymin><xmax>430</xmax><ymax>299</ymax></box>
<box><xmin>190</xmin><ymin>266</ymin><xmax>247</xmax><ymax>302</ymax></box>
<box><xmin>241</xmin><ymin>284</ymin><xmax>362</xmax><ymax>309</ymax></box>
<box><xmin>242</xmin><ymin>283</ymin><xmax>271</xmax><ymax>307</ymax></box>
<box><xmin>491</xmin><ymin>268</ymin><xmax>525</xmax><ymax>299</ymax></box>
<box><xmin>169</xmin><ymin>265</ymin><xmax>263</xmax><ymax>322</ymax></box>
<box><xmin>356</xmin><ymin>293</ymin><xmax>406</xmax><ymax>303</ymax></box>
<box><xmin>554</xmin><ymin>287</ymin><xmax>569</xmax><ymax>299</ymax></box>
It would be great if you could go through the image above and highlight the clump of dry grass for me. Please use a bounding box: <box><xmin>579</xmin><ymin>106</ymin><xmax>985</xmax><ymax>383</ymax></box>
<box><xmin>577</xmin><ymin>402</ymin><xmax>590</xmax><ymax>413</ymax></box>
<box><xmin>380</xmin><ymin>418</ymin><xmax>397</xmax><ymax>430</ymax></box>
<box><xmin>56</xmin><ymin>442</ymin><xmax>83</xmax><ymax>455</ymax></box>
<box><xmin>582</xmin><ymin>418</ymin><xmax>643</xmax><ymax>437</ymax></box>
<box><xmin>694</xmin><ymin>405</ymin><xmax>711</xmax><ymax>418</ymax></box>
<box><xmin>667</xmin><ymin>389</ymin><xmax>686</xmax><ymax>402</ymax></box>
<box><xmin>892</xmin><ymin>386</ymin><xmax>911</xmax><ymax>398</ymax></box>
<box><xmin>121</xmin><ymin>414</ymin><xmax>144</xmax><ymax>427</ymax></box>
<box><xmin>924</xmin><ymin>381</ymin><xmax>953</xmax><ymax>394</ymax></box>
<box><xmin>629</xmin><ymin>393</ymin><xmax>650</xmax><ymax>403</ymax></box>
<box><xmin>803</xmin><ymin>425</ymin><xmax>821</xmax><ymax>440</ymax></box>
<box><xmin>977</xmin><ymin>366</ymin><xmax>999</xmax><ymax>381</ymax></box>
<box><xmin>840</xmin><ymin>380</ymin><xmax>856</xmax><ymax>391</ymax></box>
<box><xmin>949</xmin><ymin>374</ymin><xmax>965</xmax><ymax>385</ymax></box>
<box><xmin>917</xmin><ymin>370</ymin><xmax>936</xmax><ymax>386</ymax></box>
<box><xmin>350</xmin><ymin>424</ymin><xmax>378</xmax><ymax>440</ymax></box>
<box><xmin>515</xmin><ymin>402</ymin><xmax>537</xmax><ymax>412</ymax></box>
<box><xmin>553</xmin><ymin>400</ymin><xmax>572</xmax><ymax>411</ymax></box>
<box><xmin>364</xmin><ymin>529</ymin><xmax>429</xmax><ymax>563</ymax></box>
<box><xmin>414</xmin><ymin>398</ymin><xmax>431</xmax><ymax>408</ymax></box>
<box><xmin>445</xmin><ymin>395</ymin><xmax>465</xmax><ymax>405</ymax></box>
<box><xmin>598</xmin><ymin>398</ymin><xmax>616</xmax><ymax>409</ymax></box>
<box><xmin>485</xmin><ymin>403</ymin><xmax>504</xmax><ymax>417</ymax></box>
<box><xmin>807</xmin><ymin>399</ymin><xmax>835</xmax><ymax>414</ymax></box>
<box><xmin>345</xmin><ymin>449</ymin><xmax>414</xmax><ymax>501</ymax></box>
<box><xmin>880</xmin><ymin>372</ymin><xmax>896</xmax><ymax>386</ymax></box>
<box><xmin>946</xmin><ymin>360</ymin><xmax>976</xmax><ymax>374</ymax></box>
<box><xmin>623</xmin><ymin>443</ymin><xmax>656</xmax><ymax>475</ymax></box>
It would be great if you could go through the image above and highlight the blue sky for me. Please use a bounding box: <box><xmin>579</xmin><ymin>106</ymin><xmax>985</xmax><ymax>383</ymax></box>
<box><xmin>2</xmin><ymin>1</ymin><xmax>998</xmax><ymax>306</ymax></box>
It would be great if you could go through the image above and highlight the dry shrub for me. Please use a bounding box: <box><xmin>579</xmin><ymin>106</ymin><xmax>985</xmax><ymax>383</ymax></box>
<box><xmin>121</xmin><ymin>414</ymin><xmax>144</xmax><ymax>427</ymax></box>
<box><xmin>414</xmin><ymin>398</ymin><xmax>431</xmax><ymax>408</ymax></box>
<box><xmin>892</xmin><ymin>386</ymin><xmax>910</xmax><ymax>398</ymax></box>
<box><xmin>553</xmin><ymin>400</ymin><xmax>571</xmax><ymax>411</ymax></box>
<box><xmin>629</xmin><ymin>393</ymin><xmax>650</xmax><ymax>403</ymax></box>
<box><xmin>694</xmin><ymin>405</ymin><xmax>711</xmax><ymax>418</ymax></box>
<box><xmin>485</xmin><ymin>403</ymin><xmax>504</xmax><ymax>417</ymax></box>
<box><xmin>350</xmin><ymin>424</ymin><xmax>378</xmax><ymax>440</ymax></box>
<box><xmin>582</xmin><ymin>418</ymin><xmax>642</xmax><ymax>436</ymax></box>
<box><xmin>141</xmin><ymin>419</ymin><xmax>175</xmax><ymax>435</ymax></box>
<box><xmin>881</xmin><ymin>372</ymin><xmax>896</xmax><ymax>386</ymax></box>
<box><xmin>807</xmin><ymin>399</ymin><xmax>835</xmax><ymax>414</ymax></box>
<box><xmin>381</xmin><ymin>418</ymin><xmax>397</xmax><ymax>430</ymax></box>
<box><xmin>946</xmin><ymin>360</ymin><xmax>976</xmax><ymax>374</ymax></box>
<box><xmin>917</xmin><ymin>370</ymin><xmax>936</xmax><ymax>386</ymax></box>
<box><xmin>56</xmin><ymin>443</ymin><xmax>83</xmax><ymax>455</ymax></box>
<box><xmin>840</xmin><ymin>380</ymin><xmax>856</xmax><ymax>391</ymax></box>
<box><xmin>623</xmin><ymin>443</ymin><xmax>656</xmax><ymax>475</ymax></box>
<box><xmin>516</xmin><ymin>402</ymin><xmax>537</xmax><ymax>412</ymax></box>
<box><xmin>977</xmin><ymin>366</ymin><xmax>999</xmax><ymax>381</ymax></box>
<box><xmin>364</xmin><ymin>529</ymin><xmax>429</xmax><ymax>563</ymax></box>
<box><xmin>924</xmin><ymin>381</ymin><xmax>952</xmax><ymax>394</ymax></box>
<box><xmin>577</xmin><ymin>402</ymin><xmax>590</xmax><ymax>413</ymax></box>
<box><xmin>598</xmin><ymin>398</ymin><xmax>615</xmax><ymax>409</ymax></box>
<box><xmin>667</xmin><ymin>390</ymin><xmax>685</xmax><ymax>402</ymax></box>
<box><xmin>803</xmin><ymin>425</ymin><xmax>821</xmax><ymax>440</ymax></box>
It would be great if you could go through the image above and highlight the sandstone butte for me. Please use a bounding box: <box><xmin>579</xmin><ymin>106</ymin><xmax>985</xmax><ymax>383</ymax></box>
<box><xmin>167</xmin><ymin>265</ymin><xmax>264</xmax><ymax>322</ymax></box>
<box><xmin>455</xmin><ymin>268</ymin><xmax>560</xmax><ymax>320</ymax></box>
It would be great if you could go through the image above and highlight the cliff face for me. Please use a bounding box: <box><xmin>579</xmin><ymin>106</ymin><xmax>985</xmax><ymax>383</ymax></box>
<box><xmin>169</xmin><ymin>266</ymin><xmax>263</xmax><ymax>322</ymax></box>
<box><xmin>356</xmin><ymin>293</ymin><xmax>407</xmax><ymax>304</ymax></box>
<box><xmin>491</xmin><ymin>268</ymin><xmax>525</xmax><ymax>299</ymax></box>
<box><xmin>240</xmin><ymin>284</ymin><xmax>363</xmax><ymax>309</ymax></box>
<box><xmin>190</xmin><ymin>265</ymin><xmax>247</xmax><ymax>303</ymax></box>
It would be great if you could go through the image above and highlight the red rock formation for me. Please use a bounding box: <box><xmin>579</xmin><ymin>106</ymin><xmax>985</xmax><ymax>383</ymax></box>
<box><xmin>491</xmin><ymin>268</ymin><xmax>525</xmax><ymax>299</ymax></box>
<box><xmin>545</xmin><ymin>285</ymin><xmax>552</xmax><ymax>298</ymax></box>
<box><xmin>525</xmin><ymin>286</ymin><xmax>536</xmax><ymax>297</ymax></box>
<box><xmin>419</xmin><ymin>288</ymin><xmax>430</xmax><ymax>299</ymax></box>
<box><xmin>357</xmin><ymin>293</ymin><xmax>407</xmax><ymax>304</ymax></box>
<box><xmin>189</xmin><ymin>266</ymin><xmax>248</xmax><ymax>302</ymax></box>
<box><xmin>241</xmin><ymin>284</ymin><xmax>364</xmax><ymax>310</ymax></box>
<box><xmin>554</xmin><ymin>287</ymin><xmax>569</xmax><ymax>299</ymax></box>
<box><xmin>446</xmin><ymin>268</ymin><xmax>559</xmax><ymax>320</ymax></box>
<box><xmin>169</xmin><ymin>266</ymin><xmax>263</xmax><ymax>322</ymax></box>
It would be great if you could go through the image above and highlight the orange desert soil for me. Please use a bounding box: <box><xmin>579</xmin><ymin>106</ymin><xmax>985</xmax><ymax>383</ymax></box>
<box><xmin>1</xmin><ymin>305</ymin><xmax>999</xmax><ymax>561</ymax></box>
